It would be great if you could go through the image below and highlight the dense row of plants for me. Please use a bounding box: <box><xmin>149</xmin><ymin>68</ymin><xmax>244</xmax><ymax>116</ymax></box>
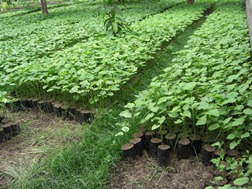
<box><xmin>1</xmin><ymin>3</ymin><xmax>210</xmax><ymax>108</ymax></box>
<box><xmin>0</xmin><ymin>0</ymin><xmax>183</xmax><ymax>105</ymax></box>
<box><xmin>117</xmin><ymin>0</ymin><xmax>251</xmax><ymax>158</ymax></box>
<box><xmin>117</xmin><ymin>1</ymin><xmax>252</xmax><ymax>187</ymax></box>
<box><xmin>0</xmin><ymin>0</ymin><xmax>184</xmax><ymax>59</ymax></box>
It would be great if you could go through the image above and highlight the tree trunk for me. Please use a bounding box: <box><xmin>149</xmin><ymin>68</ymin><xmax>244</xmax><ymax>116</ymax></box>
<box><xmin>246</xmin><ymin>0</ymin><xmax>252</xmax><ymax>57</ymax></box>
<box><xmin>41</xmin><ymin>0</ymin><xmax>48</xmax><ymax>14</ymax></box>
<box><xmin>187</xmin><ymin>0</ymin><xmax>195</xmax><ymax>4</ymax></box>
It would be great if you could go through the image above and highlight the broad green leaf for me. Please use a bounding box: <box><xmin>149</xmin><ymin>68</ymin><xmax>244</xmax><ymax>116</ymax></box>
<box><xmin>208</xmin><ymin>109</ymin><xmax>220</xmax><ymax>117</ymax></box>
<box><xmin>204</xmin><ymin>186</ymin><xmax>214</xmax><ymax>189</ymax></box>
<box><xmin>247</xmin><ymin>100</ymin><xmax>252</xmax><ymax>107</ymax></box>
<box><xmin>227</xmin><ymin>74</ymin><xmax>239</xmax><ymax>83</ymax></box>
<box><xmin>115</xmin><ymin>132</ymin><xmax>124</xmax><ymax>136</ymax></box>
<box><xmin>124</xmin><ymin>103</ymin><xmax>135</xmax><ymax>109</ymax></box>
<box><xmin>243</xmin><ymin>108</ymin><xmax>252</xmax><ymax>115</ymax></box>
<box><xmin>204</xmin><ymin>187</ymin><xmax>214</xmax><ymax>189</ymax></box>
<box><xmin>122</xmin><ymin>127</ymin><xmax>129</xmax><ymax>132</ymax></box>
<box><xmin>143</xmin><ymin>113</ymin><xmax>154</xmax><ymax>121</ymax></box>
<box><xmin>211</xmin><ymin>142</ymin><xmax>221</xmax><ymax>147</ymax></box>
<box><xmin>227</xmin><ymin>133</ymin><xmax>236</xmax><ymax>140</ymax></box>
<box><xmin>233</xmin><ymin>177</ymin><xmax>249</xmax><ymax>186</ymax></box>
<box><xmin>179</xmin><ymin>82</ymin><xmax>197</xmax><ymax>90</ymax></box>
<box><xmin>157</xmin><ymin>116</ymin><xmax>166</xmax><ymax>124</ymax></box>
<box><xmin>208</xmin><ymin>123</ymin><xmax>220</xmax><ymax>131</ymax></box>
<box><xmin>119</xmin><ymin>110</ymin><xmax>132</xmax><ymax>118</ymax></box>
<box><xmin>181</xmin><ymin>110</ymin><xmax>191</xmax><ymax>118</ymax></box>
<box><xmin>157</xmin><ymin>97</ymin><xmax>169</xmax><ymax>104</ymax></box>
<box><xmin>73</xmin><ymin>95</ymin><xmax>80</xmax><ymax>101</ymax></box>
<box><xmin>198</xmin><ymin>100</ymin><xmax>209</xmax><ymax>110</ymax></box>
<box><xmin>152</xmin><ymin>124</ymin><xmax>160</xmax><ymax>130</ymax></box>
<box><xmin>241</xmin><ymin>132</ymin><xmax>250</xmax><ymax>139</ymax></box>
<box><xmin>230</xmin><ymin>140</ymin><xmax>238</xmax><ymax>150</ymax></box>
<box><xmin>231</xmin><ymin>117</ymin><xmax>245</xmax><ymax>127</ymax></box>
<box><xmin>223</xmin><ymin>117</ymin><xmax>232</xmax><ymax>124</ymax></box>
<box><xmin>222</xmin><ymin>97</ymin><xmax>236</xmax><ymax>105</ymax></box>
<box><xmin>174</xmin><ymin>119</ymin><xmax>183</xmax><ymax>124</ymax></box>
<box><xmin>69</xmin><ymin>86</ymin><xmax>79</xmax><ymax>93</ymax></box>
<box><xmin>196</xmin><ymin>115</ymin><xmax>207</xmax><ymax>126</ymax></box>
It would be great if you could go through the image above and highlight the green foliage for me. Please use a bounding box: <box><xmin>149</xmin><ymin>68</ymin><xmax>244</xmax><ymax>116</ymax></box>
<box><xmin>117</xmin><ymin>1</ymin><xmax>251</xmax><ymax>152</ymax></box>
<box><xmin>0</xmin><ymin>1</ymin><xmax>15</xmax><ymax>12</ymax></box>
<box><xmin>0</xmin><ymin>1</ymin><xmax>201</xmax><ymax>107</ymax></box>
<box><xmin>103</xmin><ymin>2</ymin><xmax>130</xmax><ymax>36</ymax></box>
<box><xmin>211</xmin><ymin>153</ymin><xmax>252</xmax><ymax>188</ymax></box>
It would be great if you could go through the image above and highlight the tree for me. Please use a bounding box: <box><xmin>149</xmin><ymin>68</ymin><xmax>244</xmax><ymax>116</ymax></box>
<box><xmin>41</xmin><ymin>0</ymin><xmax>48</xmax><ymax>14</ymax></box>
<box><xmin>187</xmin><ymin>0</ymin><xmax>195</xmax><ymax>4</ymax></box>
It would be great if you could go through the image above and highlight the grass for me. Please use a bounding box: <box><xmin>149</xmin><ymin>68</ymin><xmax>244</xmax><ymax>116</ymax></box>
<box><xmin>6</xmin><ymin>8</ymin><xmax>212</xmax><ymax>189</ymax></box>
<box><xmin>0</xmin><ymin>111</ymin><xmax>83</xmax><ymax>189</ymax></box>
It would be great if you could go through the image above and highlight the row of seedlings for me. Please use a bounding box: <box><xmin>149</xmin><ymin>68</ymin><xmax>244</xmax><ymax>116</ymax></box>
<box><xmin>5</xmin><ymin>98</ymin><xmax>94</xmax><ymax>123</ymax></box>
<box><xmin>121</xmin><ymin>126</ymin><xmax>219</xmax><ymax>166</ymax></box>
<box><xmin>118</xmin><ymin>1</ymin><xmax>251</xmax><ymax>187</ymax></box>
<box><xmin>121</xmin><ymin>126</ymin><xmax>246</xmax><ymax>187</ymax></box>
<box><xmin>2</xmin><ymin>3</ymin><xmax>211</xmax><ymax>107</ymax></box>
<box><xmin>0</xmin><ymin>114</ymin><xmax>20</xmax><ymax>143</ymax></box>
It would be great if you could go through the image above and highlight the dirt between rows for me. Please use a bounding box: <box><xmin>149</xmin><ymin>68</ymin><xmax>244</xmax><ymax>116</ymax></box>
<box><xmin>107</xmin><ymin>151</ymin><xmax>215</xmax><ymax>189</ymax></box>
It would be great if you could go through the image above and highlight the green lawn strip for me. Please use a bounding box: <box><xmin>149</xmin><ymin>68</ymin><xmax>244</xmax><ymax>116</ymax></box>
<box><xmin>9</xmin><ymin>7</ymin><xmax>211</xmax><ymax>189</ymax></box>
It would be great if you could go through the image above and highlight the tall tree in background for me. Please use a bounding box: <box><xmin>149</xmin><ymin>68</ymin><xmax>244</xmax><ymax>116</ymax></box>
<box><xmin>187</xmin><ymin>0</ymin><xmax>194</xmax><ymax>4</ymax></box>
<box><xmin>41</xmin><ymin>0</ymin><xmax>48</xmax><ymax>14</ymax></box>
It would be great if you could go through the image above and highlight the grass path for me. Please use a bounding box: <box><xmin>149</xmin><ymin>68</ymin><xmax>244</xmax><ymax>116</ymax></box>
<box><xmin>9</xmin><ymin>6</ymin><xmax>213</xmax><ymax>189</ymax></box>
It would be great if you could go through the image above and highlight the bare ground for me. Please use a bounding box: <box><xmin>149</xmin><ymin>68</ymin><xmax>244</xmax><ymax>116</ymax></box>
<box><xmin>107</xmin><ymin>151</ymin><xmax>215</xmax><ymax>189</ymax></box>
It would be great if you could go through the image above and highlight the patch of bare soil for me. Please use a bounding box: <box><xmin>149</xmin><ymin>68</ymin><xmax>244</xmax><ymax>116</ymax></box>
<box><xmin>107</xmin><ymin>151</ymin><xmax>214</xmax><ymax>189</ymax></box>
<box><xmin>0</xmin><ymin>110</ymin><xmax>83</xmax><ymax>188</ymax></box>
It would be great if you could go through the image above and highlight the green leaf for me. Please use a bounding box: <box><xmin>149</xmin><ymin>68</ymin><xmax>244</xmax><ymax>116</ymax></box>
<box><xmin>227</xmin><ymin>74</ymin><xmax>239</xmax><ymax>83</ymax></box>
<box><xmin>211</xmin><ymin>142</ymin><xmax>221</xmax><ymax>147</ymax></box>
<box><xmin>223</xmin><ymin>117</ymin><xmax>232</xmax><ymax>124</ymax></box>
<box><xmin>157</xmin><ymin>116</ymin><xmax>166</xmax><ymax>124</ymax></box>
<box><xmin>233</xmin><ymin>177</ymin><xmax>249</xmax><ymax>186</ymax></box>
<box><xmin>140</xmin><ymin>113</ymin><xmax>155</xmax><ymax>123</ymax></box>
<box><xmin>208</xmin><ymin>123</ymin><xmax>220</xmax><ymax>131</ymax></box>
<box><xmin>174</xmin><ymin>119</ymin><xmax>183</xmax><ymax>124</ymax></box>
<box><xmin>69</xmin><ymin>86</ymin><xmax>79</xmax><ymax>93</ymax></box>
<box><xmin>222</xmin><ymin>97</ymin><xmax>236</xmax><ymax>105</ymax></box>
<box><xmin>241</xmin><ymin>132</ymin><xmax>250</xmax><ymax>139</ymax></box>
<box><xmin>247</xmin><ymin>100</ymin><xmax>252</xmax><ymax>107</ymax></box>
<box><xmin>73</xmin><ymin>95</ymin><xmax>79</xmax><ymax>101</ymax></box>
<box><xmin>124</xmin><ymin>103</ymin><xmax>135</xmax><ymax>109</ymax></box>
<box><xmin>204</xmin><ymin>186</ymin><xmax>214</xmax><ymax>189</ymax></box>
<box><xmin>231</xmin><ymin>117</ymin><xmax>245</xmax><ymax>127</ymax></box>
<box><xmin>243</xmin><ymin>108</ymin><xmax>252</xmax><ymax>115</ymax></box>
<box><xmin>196</xmin><ymin>115</ymin><xmax>207</xmax><ymax>126</ymax></box>
<box><xmin>181</xmin><ymin>110</ymin><xmax>191</xmax><ymax>118</ymax></box>
<box><xmin>157</xmin><ymin>97</ymin><xmax>169</xmax><ymax>104</ymax></box>
<box><xmin>227</xmin><ymin>133</ymin><xmax>236</xmax><ymax>140</ymax></box>
<box><xmin>230</xmin><ymin>140</ymin><xmax>238</xmax><ymax>150</ymax></box>
<box><xmin>119</xmin><ymin>110</ymin><xmax>132</xmax><ymax>118</ymax></box>
<box><xmin>179</xmin><ymin>82</ymin><xmax>197</xmax><ymax>90</ymax></box>
<box><xmin>122</xmin><ymin>127</ymin><xmax>129</xmax><ymax>132</ymax></box>
<box><xmin>152</xmin><ymin>124</ymin><xmax>160</xmax><ymax>130</ymax></box>
<box><xmin>115</xmin><ymin>132</ymin><xmax>124</xmax><ymax>136</ymax></box>
<box><xmin>208</xmin><ymin>109</ymin><xmax>220</xmax><ymax>117</ymax></box>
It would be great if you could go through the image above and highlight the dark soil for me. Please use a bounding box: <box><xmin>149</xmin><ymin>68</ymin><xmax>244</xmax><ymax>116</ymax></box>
<box><xmin>107</xmin><ymin>151</ymin><xmax>214</xmax><ymax>189</ymax></box>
